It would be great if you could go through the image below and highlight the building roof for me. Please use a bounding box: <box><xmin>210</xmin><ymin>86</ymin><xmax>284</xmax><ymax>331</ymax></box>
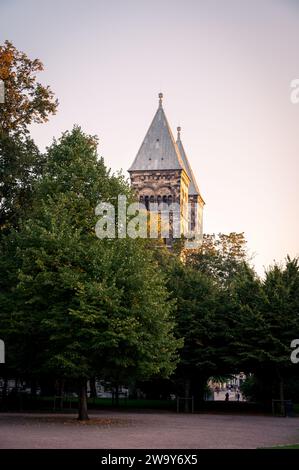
<box><xmin>128</xmin><ymin>93</ymin><xmax>187</xmax><ymax>172</ymax></box>
<box><xmin>176</xmin><ymin>127</ymin><xmax>200</xmax><ymax>196</ymax></box>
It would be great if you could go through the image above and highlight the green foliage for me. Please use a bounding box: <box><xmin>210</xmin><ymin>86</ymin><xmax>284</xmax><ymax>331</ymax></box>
<box><xmin>159</xmin><ymin>235</ymin><xmax>299</xmax><ymax>405</ymax></box>
<box><xmin>168</xmin><ymin>259</ymin><xmax>220</xmax><ymax>376</ymax></box>
<box><xmin>0</xmin><ymin>40</ymin><xmax>298</xmax><ymax>411</ymax></box>
<box><xmin>186</xmin><ymin>232</ymin><xmax>249</xmax><ymax>286</ymax></box>
<box><xmin>0</xmin><ymin>40</ymin><xmax>58</xmax><ymax>136</ymax></box>
<box><xmin>0</xmin><ymin>41</ymin><xmax>57</xmax><ymax>232</ymax></box>
<box><xmin>229</xmin><ymin>257</ymin><xmax>299</xmax><ymax>401</ymax></box>
<box><xmin>150</xmin><ymin>233</ymin><xmax>250</xmax><ymax>399</ymax></box>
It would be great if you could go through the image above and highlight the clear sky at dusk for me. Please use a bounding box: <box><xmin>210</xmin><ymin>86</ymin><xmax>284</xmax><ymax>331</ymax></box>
<box><xmin>1</xmin><ymin>0</ymin><xmax>298</xmax><ymax>275</ymax></box>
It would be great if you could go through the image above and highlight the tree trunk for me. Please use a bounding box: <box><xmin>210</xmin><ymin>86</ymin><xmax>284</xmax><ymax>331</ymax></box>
<box><xmin>89</xmin><ymin>377</ymin><xmax>97</xmax><ymax>399</ymax></box>
<box><xmin>277</xmin><ymin>371</ymin><xmax>285</xmax><ymax>416</ymax></box>
<box><xmin>78</xmin><ymin>379</ymin><xmax>89</xmax><ymax>420</ymax></box>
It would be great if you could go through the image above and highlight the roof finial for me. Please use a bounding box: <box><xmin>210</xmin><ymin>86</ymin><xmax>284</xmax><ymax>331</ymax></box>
<box><xmin>177</xmin><ymin>126</ymin><xmax>181</xmax><ymax>140</ymax></box>
<box><xmin>158</xmin><ymin>92</ymin><xmax>163</xmax><ymax>107</ymax></box>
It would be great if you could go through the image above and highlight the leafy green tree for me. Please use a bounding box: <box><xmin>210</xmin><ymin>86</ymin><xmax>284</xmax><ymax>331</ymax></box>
<box><xmin>160</xmin><ymin>234</ymin><xmax>250</xmax><ymax>405</ymax></box>
<box><xmin>262</xmin><ymin>257</ymin><xmax>299</xmax><ymax>402</ymax></box>
<box><xmin>229</xmin><ymin>258</ymin><xmax>299</xmax><ymax>404</ymax></box>
<box><xmin>0</xmin><ymin>127</ymin><xmax>180</xmax><ymax>419</ymax></box>
<box><xmin>0</xmin><ymin>133</ymin><xmax>42</xmax><ymax>231</ymax></box>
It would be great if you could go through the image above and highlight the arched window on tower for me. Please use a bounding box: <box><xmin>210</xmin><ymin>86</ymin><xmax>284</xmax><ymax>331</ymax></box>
<box><xmin>144</xmin><ymin>195</ymin><xmax>149</xmax><ymax>210</ymax></box>
<box><xmin>168</xmin><ymin>195</ymin><xmax>173</xmax><ymax>205</ymax></box>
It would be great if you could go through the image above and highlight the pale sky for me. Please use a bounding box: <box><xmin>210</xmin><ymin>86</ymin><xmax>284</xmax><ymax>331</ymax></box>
<box><xmin>1</xmin><ymin>0</ymin><xmax>298</xmax><ymax>275</ymax></box>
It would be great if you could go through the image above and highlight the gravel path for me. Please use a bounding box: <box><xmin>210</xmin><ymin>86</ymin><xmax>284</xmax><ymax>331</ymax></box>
<box><xmin>0</xmin><ymin>411</ymin><xmax>299</xmax><ymax>449</ymax></box>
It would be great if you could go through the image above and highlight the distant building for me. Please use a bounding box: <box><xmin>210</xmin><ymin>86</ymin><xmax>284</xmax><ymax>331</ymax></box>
<box><xmin>128</xmin><ymin>93</ymin><xmax>205</xmax><ymax>246</ymax></box>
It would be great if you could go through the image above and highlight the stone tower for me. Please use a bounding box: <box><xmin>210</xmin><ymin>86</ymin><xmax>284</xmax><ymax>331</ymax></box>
<box><xmin>128</xmin><ymin>93</ymin><xmax>204</xmax><ymax>245</ymax></box>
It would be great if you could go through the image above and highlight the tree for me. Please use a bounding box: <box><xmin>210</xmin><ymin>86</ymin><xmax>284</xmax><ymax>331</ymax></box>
<box><xmin>0</xmin><ymin>127</ymin><xmax>181</xmax><ymax>419</ymax></box>
<box><xmin>150</xmin><ymin>234</ymin><xmax>249</xmax><ymax>406</ymax></box>
<box><xmin>0</xmin><ymin>41</ymin><xmax>57</xmax><ymax>231</ymax></box>
<box><xmin>0</xmin><ymin>41</ymin><xmax>58</xmax><ymax>136</ymax></box>
<box><xmin>262</xmin><ymin>257</ymin><xmax>299</xmax><ymax>403</ymax></box>
<box><xmin>0</xmin><ymin>133</ymin><xmax>42</xmax><ymax>231</ymax></box>
<box><xmin>229</xmin><ymin>258</ymin><xmax>299</xmax><ymax>405</ymax></box>
<box><xmin>186</xmin><ymin>232</ymin><xmax>249</xmax><ymax>287</ymax></box>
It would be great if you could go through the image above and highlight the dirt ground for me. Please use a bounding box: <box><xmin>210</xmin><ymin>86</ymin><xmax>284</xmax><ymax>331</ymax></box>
<box><xmin>0</xmin><ymin>411</ymin><xmax>299</xmax><ymax>449</ymax></box>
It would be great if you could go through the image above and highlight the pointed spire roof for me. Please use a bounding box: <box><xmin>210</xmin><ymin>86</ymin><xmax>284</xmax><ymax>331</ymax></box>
<box><xmin>176</xmin><ymin>126</ymin><xmax>201</xmax><ymax>196</ymax></box>
<box><xmin>129</xmin><ymin>93</ymin><xmax>187</xmax><ymax>172</ymax></box>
